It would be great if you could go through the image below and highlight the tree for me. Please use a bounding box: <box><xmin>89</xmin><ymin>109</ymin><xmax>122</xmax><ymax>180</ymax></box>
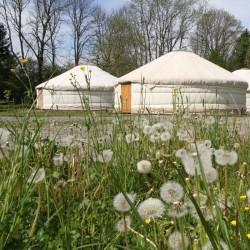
<box><xmin>91</xmin><ymin>7</ymin><xmax>140</xmax><ymax>77</ymax></box>
<box><xmin>0</xmin><ymin>23</ymin><xmax>19</xmax><ymax>102</ymax></box>
<box><xmin>229</xmin><ymin>29</ymin><xmax>250</xmax><ymax>70</ymax></box>
<box><xmin>189</xmin><ymin>8</ymin><xmax>242</xmax><ymax>59</ymax></box>
<box><xmin>67</xmin><ymin>0</ymin><xmax>95</xmax><ymax>66</ymax></box>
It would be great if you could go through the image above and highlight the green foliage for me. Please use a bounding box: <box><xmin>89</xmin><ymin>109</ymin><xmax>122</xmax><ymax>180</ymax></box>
<box><xmin>206</xmin><ymin>49</ymin><xmax>229</xmax><ymax>70</ymax></box>
<box><xmin>229</xmin><ymin>29</ymin><xmax>250</xmax><ymax>71</ymax></box>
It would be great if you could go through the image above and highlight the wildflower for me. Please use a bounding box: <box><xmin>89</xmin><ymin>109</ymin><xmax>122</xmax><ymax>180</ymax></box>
<box><xmin>137</xmin><ymin>198</ymin><xmax>165</xmax><ymax>219</ymax></box>
<box><xmin>145</xmin><ymin>219</ymin><xmax>151</xmax><ymax>224</ymax></box>
<box><xmin>137</xmin><ymin>160</ymin><xmax>151</xmax><ymax>174</ymax></box>
<box><xmin>247</xmin><ymin>234</ymin><xmax>250</xmax><ymax>240</ymax></box>
<box><xmin>168</xmin><ymin>231</ymin><xmax>189</xmax><ymax>250</ymax></box>
<box><xmin>143</xmin><ymin>125</ymin><xmax>153</xmax><ymax>135</ymax></box>
<box><xmin>58</xmin><ymin>135</ymin><xmax>75</xmax><ymax>147</ymax></box>
<box><xmin>202</xmin><ymin>240</ymin><xmax>228</xmax><ymax>250</ymax></box>
<box><xmin>240</xmin><ymin>195</ymin><xmax>247</xmax><ymax>201</ymax></box>
<box><xmin>247</xmin><ymin>190</ymin><xmax>250</xmax><ymax>203</ymax></box>
<box><xmin>113</xmin><ymin>193</ymin><xmax>136</xmax><ymax>212</ymax></box>
<box><xmin>203</xmin><ymin>167</ymin><xmax>218</xmax><ymax>183</ymax></box>
<box><xmin>160</xmin><ymin>131</ymin><xmax>171</xmax><ymax>141</ymax></box>
<box><xmin>116</xmin><ymin>216</ymin><xmax>131</xmax><ymax>232</ymax></box>
<box><xmin>230</xmin><ymin>220</ymin><xmax>237</xmax><ymax>227</ymax></box>
<box><xmin>160</xmin><ymin>181</ymin><xmax>184</xmax><ymax>203</ymax></box>
<box><xmin>0</xmin><ymin>128</ymin><xmax>10</xmax><ymax>145</ymax></box>
<box><xmin>97</xmin><ymin>149</ymin><xmax>113</xmax><ymax>163</ymax></box>
<box><xmin>149</xmin><ymin>132</ymin><xmax>161</xmax><ymax>142</ymax></box>
<box><xmin>175</xmin><ymin>148</ymin><xmax>187</xmax><ymax>158</ymax></box>
<box><xmin>125</xmin><ymin>133</ymin><xmax>139</xmax><ymax>143</ymax></box>
<box><xmin>244</xmin><ymin>207</ymin><xmax>249</xmax><ymax>211</ymax></box>
<box><xmin>20</xmin><ymin>58</ymin><xmax>28</xmax><ymax>63</ymax></box>
<box><xmin>53</xmin><ymin>152</ymin><xmax>64</xmax><ymax>166</ymax></box>
<box><xmin>234</xmin><ymin>142</ymin><xmax>240</xmax><ymax>149</ymax></box>
<box><xmin>162</xmin><ymin>121</ymin><xmax>173</xmax><ymax>132</ymax></box>
<box><xmin>168</xmin><ymin>201</ymin><xmax>188</xmax><ymax>218</ymax></box>
<box><xmin>28</xmin><ymin>168</ymin><xmax>45</xmax><ymax>184</ymax></box>
<box><xmin>214</xmin><ymin>149</ymin><xmax>238</xmax><ymax>166</ymax></box>
<box><xmin>80</xmin><ymin>66</ymin><xmax>85</xmax><ymax>71</ymax></box>
<box><xmin>205</xmin><ymin>116</ymin><xmax>215</xmax><ymax>125</ymax></box>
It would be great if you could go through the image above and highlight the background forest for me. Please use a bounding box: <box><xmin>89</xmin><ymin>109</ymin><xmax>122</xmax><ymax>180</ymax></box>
<box><xmin>0</xmin><ymin>0</ymin><xmax>250</xmax><ymax>103</ymax></box>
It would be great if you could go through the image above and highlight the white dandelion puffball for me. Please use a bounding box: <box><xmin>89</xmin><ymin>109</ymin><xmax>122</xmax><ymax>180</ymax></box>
<box><xmin>143</xmin><ymin>125</ymin><xmax>153</xmax><ymax>135</ymax></box>
<box><xmin>247</xmin><ymin>189</ymin><xmax>250</xmax><ymax>203</ymax></box>
<box><xmin>0</xmin><ymin>128</ymin><xmax>10</xmax><ymax>145</ymax></box>
<box><xmin>202</xmin><ymin>240</ymin><xmax>228</xmax><ymax>250</ymax></box>
<box><xmin>150</xmin><ymin>132</ymin><xmax>161</xmax><ymax>142</ymax></box>
<box><xmin>214</xmin><ymin>149</ymin><xmax>238</xmax><ymax>166</ymax></box>
<box><xmin>116</xmin><ymin>216</ymin><xmax>131</xmax><ymax>232</ymax></box>
<box><xmin>53</xmin><ymin>152</ymin><xmax>64</xmax><ymax>166</ymax></box>
<box><xmin>160</xmin><ymin>181</ymin><xmax>184</xmax><ymax>203</ymax></box>
<box><xmin>97</xmin><ymin>149</ymin><xmax>113</xmax><ymax>163</ymax></box>
<box><xmin>203</xmin><ymin>167</ymin><xmax>218</xmax><ymax>183</ymax></box>
<box><xmin>113</xmin><ymin>193</ymin><xmax>136</xmax><ymax>212</ymax></box>
<box><xmin>205</xmin><ymin>116</ymin><xmax>215</xmax><ymax>125</ymax></box>
<box><xmin>168</xmin><ymin>231</ymin><xmax>189</xmax><ymax>250</ymax></box>
<box><xmin>137</xmin><ymin>198</ymin><xmax>165</xmax><ymax>219</ymax></box>
<box><xmin>28</xmin><ymin>168</ymin><xmax>45</xmax><ymax>184</ymax></box>
<box><xmin>137</xmin><ymin>160</ymin><xmax>152</xmax><ymax>174</ymax></box>
<box><xmin>175</xmin><ymin>148</ymin><xmax>187</xmax><ymax>158</ymax></box>
<box><xmin>160</xmin><ymin>131</ymin><xmax>171</xmax><ymax>142</ymax></box>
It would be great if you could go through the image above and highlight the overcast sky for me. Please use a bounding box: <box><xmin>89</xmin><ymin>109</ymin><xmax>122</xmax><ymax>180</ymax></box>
<box><xmin>97</xmin><ymin>0</ymin><xmax>250</xmax><ymax>30</ymax></box>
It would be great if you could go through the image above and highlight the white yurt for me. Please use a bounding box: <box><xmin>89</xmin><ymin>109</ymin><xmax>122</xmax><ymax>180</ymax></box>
<box><xmin>232</xmin><ymin>68</ymin><xmax>250</xmax><ymax>111</ymax></box>
<box><xmin>36</xmin><ymin>65</ymin><xmax>117</xmax><ymax>110</ymax></box>
<box><xmin>114</xmin><ymin>51</ymin><xmax>248</xmax><ymax>113</ymax></box>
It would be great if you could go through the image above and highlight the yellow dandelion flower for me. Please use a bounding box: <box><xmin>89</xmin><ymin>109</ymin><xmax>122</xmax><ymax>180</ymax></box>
<box><xmin>145</xmin><ymin>219</ymin><xmax>151</xmax><ymax>224</ymax></box>
<box><xmin>80</xmin><ymin>66</ymin><xmax>85</xmax><ymax>71</ymax></box>
<box><xmin>244</xmin><ymin>206</ymin><xmax>250</xmax><ymax>211</ymax></box>
<box><xmin>230</xmin><ymin>220</ymin><xmax>237</xmax><ymax>227</ymax></box>
<box><xmin>20</xmin><ymin>58</ymin><xmax>28</xmax><ymax>63</ymax></box>
<box><xmin>240</xmin><ymin>195</ymin><xmax>247</xmax><ymax>201</ymax></box>
<box><xmin>247</xmin><ymin>234</ymin><xmax>250</xmax><ymax>240</ymax></box>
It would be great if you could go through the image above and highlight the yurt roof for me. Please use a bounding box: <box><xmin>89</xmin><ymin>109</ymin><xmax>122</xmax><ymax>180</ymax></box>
<box><xmin>36</xmin><ymin>65</ymin><xmax>117</xmax><ymax>91</ymax></box>
<box><xmin>115</xmin><ymin>51</ymin><xmax>248</xmax><ymax>89</ymax></box>
<box><xmin>232</xmin><ymin>69</ymin><xmax>250</xmax><ymax>90</ymax></box>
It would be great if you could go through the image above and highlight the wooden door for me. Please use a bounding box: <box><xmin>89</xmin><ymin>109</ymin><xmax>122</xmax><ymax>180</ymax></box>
<box><xmin>121</xmin><ymin>82</ymin><xmax>131</xmax><ymax>113</ymax></box>
<box><xmin>37</xmin><ymin>89</ymin><xmax>43</xmax><ymax>109</ymax></box>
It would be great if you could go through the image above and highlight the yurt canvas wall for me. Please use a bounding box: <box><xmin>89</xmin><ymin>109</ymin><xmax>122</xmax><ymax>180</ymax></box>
<box><xmin>232</xmin><ymin>69</ymin><xmax>250</xmax><ymax>111</ymax></box>
<box><xmin>114</xmin><ymin>51</ymin><xmax>248</xmax><ymax>113</ymax></box>
<box><xmin>36</xmin><ymin>65</ymin><xmax>117</xmax><ymax>110</ymax></box>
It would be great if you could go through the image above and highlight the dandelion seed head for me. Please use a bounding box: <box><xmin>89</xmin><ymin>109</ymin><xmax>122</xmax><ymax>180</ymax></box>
<box><xmin>0</xmin><ymin>128</ymin><xmax>10</xmax><ymax>145</ymax></box>
<box><xmin>168</xmin><ymin>231</ymin><xmax>189</xmax><ymax>250</ymax></box>
<box><xmin>113</xmin><ymin>192</ymin><xmax>136</xmax><ymax>212</ymax></box>
<box><xmin>203</xmin><ymin>167</ymin><xmax>218</xmax><ymax>183</ymax></box>
<box><xmin>53</xmin><ymin>152</ymin><xmax>64</xmax><ymax>166</ymax></box>
<box><xmin>160</xmin><ymin>181</ymin><xmax>184</xmax><ymax>203</ymax></box>
<box><xmin>28</xmin><ymin>168</ymin><xmax>45</xmax><ymax>184</ymax></box>
<box><xmin>160</xmin><ymin>131</ymin><xmax>171</xmax><ymax>142</ymax></box>
<box><xmin>202</xmin><ymin>240</ymin><xmax>228</xmax><ymax>250</ymax></box>
<box><xmin>137</xmin><ymin>160</ymin><xmax>152</xmax><ymax>174</ymax></box>
<box><xmin>246</xmin><ymin>190</ymin><xmax>250</xmax><ymax>203</ymax></box>
<box><xmin>137</xmin><ymin>198</ymin><xmax>165</xmax><ymax>219</ymax></box>
<box><xmin>116</xmin><ymin>216</ymin><xmax>131</xmax><ymax>232</ymax></box>
<box><xmin>205</xmin><ymin>116</ymin><xmax>215</xmax><ymax>125</ymax></box>
<box><xmin>97</xmin><ymin>149</ymin><xmax>113</xmax><ymax>163</ymax></box>
<box><xmin>149</xmin><ymin>132</ymin><xmax>161</xmax><ymax>142</ymax></box>
<box><xmin>175</xmin><ymin>148</ymin><xmax>187</xmax><ymax>158</ymax></box>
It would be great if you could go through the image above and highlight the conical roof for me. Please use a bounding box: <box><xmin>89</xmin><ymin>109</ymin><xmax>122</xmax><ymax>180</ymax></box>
<box><xmin>233</xmin><ymin>68</ymin><xmax>250</xmax><ymax>90</ymax></box>
<box><xmin>36</xmin><ymin>65</ymin><xmax>117</xmax><ymax>91</ymax></box>
<box><xmin>115</xmin><ymin>51</ymin><xmax>248</xmax><ymax>89</ymax></box>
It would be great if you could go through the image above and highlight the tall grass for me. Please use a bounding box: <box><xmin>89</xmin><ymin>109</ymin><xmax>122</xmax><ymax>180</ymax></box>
<box><xmin>0</xmin><ymin>69</ymin><xmax>250</xmax><ymax>249</ymax></box>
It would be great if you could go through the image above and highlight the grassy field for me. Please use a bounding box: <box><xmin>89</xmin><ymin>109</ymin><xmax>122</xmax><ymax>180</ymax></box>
<box><xmin>0</xmin><ymin>104</ymin><xmax>250</xmax><ymax>249</ymax></box>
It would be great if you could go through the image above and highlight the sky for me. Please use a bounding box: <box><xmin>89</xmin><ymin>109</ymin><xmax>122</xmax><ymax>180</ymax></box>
<box><xmin>97</xmin><ymin>0</ymin><xmax>250</xmax><ymax>30</ymax></box>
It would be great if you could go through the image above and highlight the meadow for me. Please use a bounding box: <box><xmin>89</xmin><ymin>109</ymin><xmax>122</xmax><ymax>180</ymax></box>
<box><xmin>0</xmin><ymin>96</ymin><xmax>250</xmax><ymax>249</ymax></box>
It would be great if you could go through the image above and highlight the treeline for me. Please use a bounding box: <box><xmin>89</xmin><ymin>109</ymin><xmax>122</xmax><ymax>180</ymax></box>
<box><xmin>0</xmin><ymin>0</ymin><xmax>250</xmax><ymax>103</ymax></box>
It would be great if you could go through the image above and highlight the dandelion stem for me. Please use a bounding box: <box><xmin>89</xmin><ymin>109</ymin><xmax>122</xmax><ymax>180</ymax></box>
<box><xmin>123</xmin><ymin>214</ymin><xmax>129</xmax><ymax>249</ymax></box>
<box><xmin>29</xmin><ymin>186</ymin><xmax>41</xmax><ymax>237</ymax></box>
<box><xmin>128</xmin><ymin>226</ymin><xmax>156</xmax><ymax>248</ymax></box>
<box><xmin>224</xmin><ymin>165</ymin><xmax>228</xmax><ymax>218</ymax></box>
